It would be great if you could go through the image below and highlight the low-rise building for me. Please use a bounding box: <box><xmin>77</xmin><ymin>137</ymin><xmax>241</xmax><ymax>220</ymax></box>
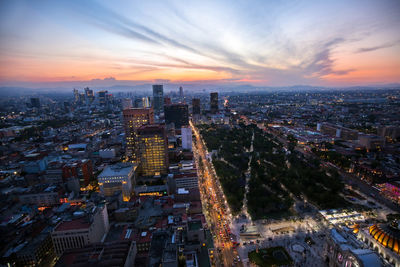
<box><xmin>97</xmin><ymin>163</ymin><xmax>137</xmax><ymax>201</ymax></box>
<box><xmin>51</xmin><ymin>204</ymin><xmax>109</xmax><ymax>256</ymax></box>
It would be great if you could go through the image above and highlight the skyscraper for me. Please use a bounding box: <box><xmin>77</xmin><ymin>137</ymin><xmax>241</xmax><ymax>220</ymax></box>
<box><xmin>164</xmin><ymin>103</ymin><xmax>189</xmax><ymax>128</ymax></box>
<box><xmin>210</xmin><ymin>92</ymin><xmax>218</xmax><ymax>113</ymax></box>
<box><xmin>84</xmin><ymin>87</ymin><xmax>94</xmax><ymax>103</ymax></box>
<box><xmin>98</xmin><ymin>90</ymin><xmax>108</xmax><ymax>106</ymax></box>
<box><xmin>179</xmin><ymin>86</ymin><xmax>184</xmax><ymax>102</ymax></box>
<box><xmin>137</xmin><ymin>124</ymin><xmax>169</xmax><ymax>176</ymax></box>
<box><xmin>123</xmin><ymin>108</ymin><xmax>154</xmax><ymax>162</ymax></box>
<box><xmin>152</xmin><ymin>85</ymin><xmax>164</xmax><ymax>114</ymax></box>
<box><xmin>192</xmin><ymin>98</ymin><xmax>200</xmax><ymax>115</ymax></box>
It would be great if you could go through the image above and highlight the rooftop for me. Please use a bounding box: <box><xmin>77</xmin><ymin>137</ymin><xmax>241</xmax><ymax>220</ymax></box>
<box><xmin>55</xmin><ymin>217</ymin><xmax>90</xmax><ymax>231</ymax></box>
<box><xmin>97</xmin><ymin>163</ymin><xmax>136</xmax><ymax>178</ymax></box>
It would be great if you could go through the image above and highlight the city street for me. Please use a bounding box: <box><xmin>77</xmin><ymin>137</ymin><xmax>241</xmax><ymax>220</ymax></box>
<box><xmin>191</xmin><ymin>121</ymin><xmax>242</xmax><ymax>267</ymax></box>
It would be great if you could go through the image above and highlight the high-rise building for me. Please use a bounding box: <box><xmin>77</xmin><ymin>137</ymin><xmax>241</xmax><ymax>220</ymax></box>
<box><xmin>192</xmin><ymin>98</ymin><xmax>200</xmax><ymax>115</ymax></box>
<box><xmin>137</xmin><ymin>124</ymin><xmax>169</xmax><ymax>176</ymax></box>
<box><xmin>179</xmin><ymin>86</ymin><xmax>184</xmax><ymax>102</ymax></box>
<box><xmin>210</xmin><ymin>92</ymin><xmax>218</xmax><ymax>113</ymax></box>
<box><xmin>122</xmin><ymin>98</ymin><xmax>133</xmax><ymax>110</ymax></box>
<box><xmin>181</xmin><ymin>126</ymin><xmax>192</xmax><ymax>151</ymax></box>
<box><xmin>164</xmin><ymin>103</ymin><xmax>189</xmax><ymax>128</ymax></box>
<box><xmin>84</xmin><ymin>87</ymin><xmax>94</xmax><ymax>103</ymax></box>
<box><xmin>30</xmin><ymin>98</ymin><xmax>40</xmax><ymax>109</ymax></box>
<box><xmin>98</xmin><ymin>90</ymin><xmax>108</xmax><ymax>106</ymax></box>
<box><xmin>152</xmin><ymin>85</ymin><xmax>164</xmax><ymax>114</ymax></box>
<box><xmin>97</xmin><ymin>163</ymin><xmax>137</xmax><ymax>201</ymax></box>
<box><xmin>123</xmin><ymin>108</ymin><xmax>154</xmax><ymax>161</ymax></box>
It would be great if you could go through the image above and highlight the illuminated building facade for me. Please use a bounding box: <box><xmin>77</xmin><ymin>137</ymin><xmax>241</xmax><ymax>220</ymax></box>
<box><xmin>97</xmin><ymin>163</ymin><xmax>137</xmax><ymax>201</ymax></box>
<box><xmin>123</xmin><ymin>107</ymin><xmax>154</xmax><ymax>162</ymax></box>
<box><xmin>137</xmin><ymin>124</ymin><xmax>169</xmax><ymax>176</ymax></box>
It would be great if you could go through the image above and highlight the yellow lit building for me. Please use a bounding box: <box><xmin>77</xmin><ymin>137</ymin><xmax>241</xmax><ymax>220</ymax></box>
<box><xmin>137</xmin><ymin>124</ymin><xmax>169</xmax><ymax>177</ymax></box>
<box><xmin>97</xmin><ymin>163</ymin><xmax>137</xmax><ymax>201</ymax></box>
<box><xmin>123</xmin><ymin>108</ymin><xmax>154</xmax><ymax>162</ymax></box>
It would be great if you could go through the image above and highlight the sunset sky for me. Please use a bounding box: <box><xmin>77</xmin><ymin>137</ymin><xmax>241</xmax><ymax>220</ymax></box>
<box><xmin>0</xmin><ymin>0</ymin><xmax>400</xmax><ymax>88</ymax></box>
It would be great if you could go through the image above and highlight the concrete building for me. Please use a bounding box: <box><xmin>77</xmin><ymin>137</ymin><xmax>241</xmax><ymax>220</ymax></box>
<box><xmin>55</xmin><ymin>240</ymin><xmax>136</xmax><ymax>267</ymax></box>
<box><xmin>62</xmin><ymin>159</ymin><xmax>93</xmax><ymax>187</ymax></box>
<box><xmin>359</xmin><ymin>135</ymin><xmax>385</xmax><ymax>150</ymax></box>
<box><xmin>97</xmin><ymin>163</ymin><xmax>137</xmax><ymax>201</ymax></box>
<box><xmin>51</xmin><ymin>204</ymin><xmax>109</xmax><ymax>256</ymax></box>
<box><xmin>19</xmin><ymin>185</ymin><xmax>61</xmax><ymax>206</ymax></box>
<box><xmin>318</xmin><ymin>122</ymin><xmax>359</xmax><ymax>140</ymax></box>
<box><xmin>137</xmin><ymin>124</ymin><xmax>169</xmax><ymax>177</ymax></box>
<box><xmin>2</xmin><ymin>227</ymin><xmax>55</xmax><ymax>267</ymax></box>
<box><xmin>181</xmin><ymin>126</ymin><xmax>193</xmax><ymax>151</ymax></box>
<box><xmin>99</xmin><ymin>148</ymin><xmax>116</xmax><ymax>159</ymax></box>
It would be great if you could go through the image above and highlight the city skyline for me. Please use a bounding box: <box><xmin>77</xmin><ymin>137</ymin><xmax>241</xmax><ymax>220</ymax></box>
<box><xmin>1</xmin><ymin>0</ymin><xmax>400</xmax><ymax>89</ymax></box>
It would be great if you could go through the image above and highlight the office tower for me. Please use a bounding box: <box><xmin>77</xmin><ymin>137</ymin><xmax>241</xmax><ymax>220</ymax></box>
<box><xmin>181</xmin><ymin>126</ymin><xmax>192</xmax><ymax>151</ymax></box>
<box><xmin>137</xmin><ymin>124</ymin><xmax>169</xmax><ymax>176</ymax></box>
<box><xmin>192</xmin><ymin>98</ymin><xmax>200</xmax><ymax>115</ymax></box>
<box><xmin>30</xmin><ymin>97</ymin><xmax>40</xmax><ymax>109</ymax></box>
<box><xmin>142</xmin><ymin>96</ymin><xmax>150</xmax><ymax>108</ymax></box>
<box><xmin>164</xmin><ymin>97</ymin><xmax>172</xmax><ymax>105</ymax></box>
<box><xmin>164</xmin><ymin>103</ymin><xmax>189</xmax><ymax>128</ymax></box>
<box><xmin>152</xmin><ymin>85</ymin><xmax>164</xmax><ymax>114</ymax></box>
<box><xmin>179</xmin><ymin>86</ymin><xmax>184</xmax><ymax>102</ymax></box>
<box><xmin>97</xmin><ymin>90</ymin><xmax>108</xmax><ymax>106</ymax></box>
<box><xmin>210</xmin><ymin>92</ymin><xmax>218</xmax><ymax>113</ymax></box>
<box><xmin>97</xmin><ymin>163</ymin><xmax>137</xmax><ymax>201</ymax></box>
<box><xmin>84</xmin><ymin>87</ymin><xmax>95</xmax><ymax>103</ymax></box>
<box><xmin>123</xmin><ymin>108</ymin><xmax>154</xmax><ymax>162</ymax></box>
<box><xmin>122</xmin><ymin>98</ymin><xmax>133</xmax><ymax>110</ymax></box>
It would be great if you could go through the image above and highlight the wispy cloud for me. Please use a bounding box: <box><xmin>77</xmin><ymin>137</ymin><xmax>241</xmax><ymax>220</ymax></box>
<box><xmin>356</xmin><ymin>40</ymin><xmax>400</xmax><ymax>53</ymax></box>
